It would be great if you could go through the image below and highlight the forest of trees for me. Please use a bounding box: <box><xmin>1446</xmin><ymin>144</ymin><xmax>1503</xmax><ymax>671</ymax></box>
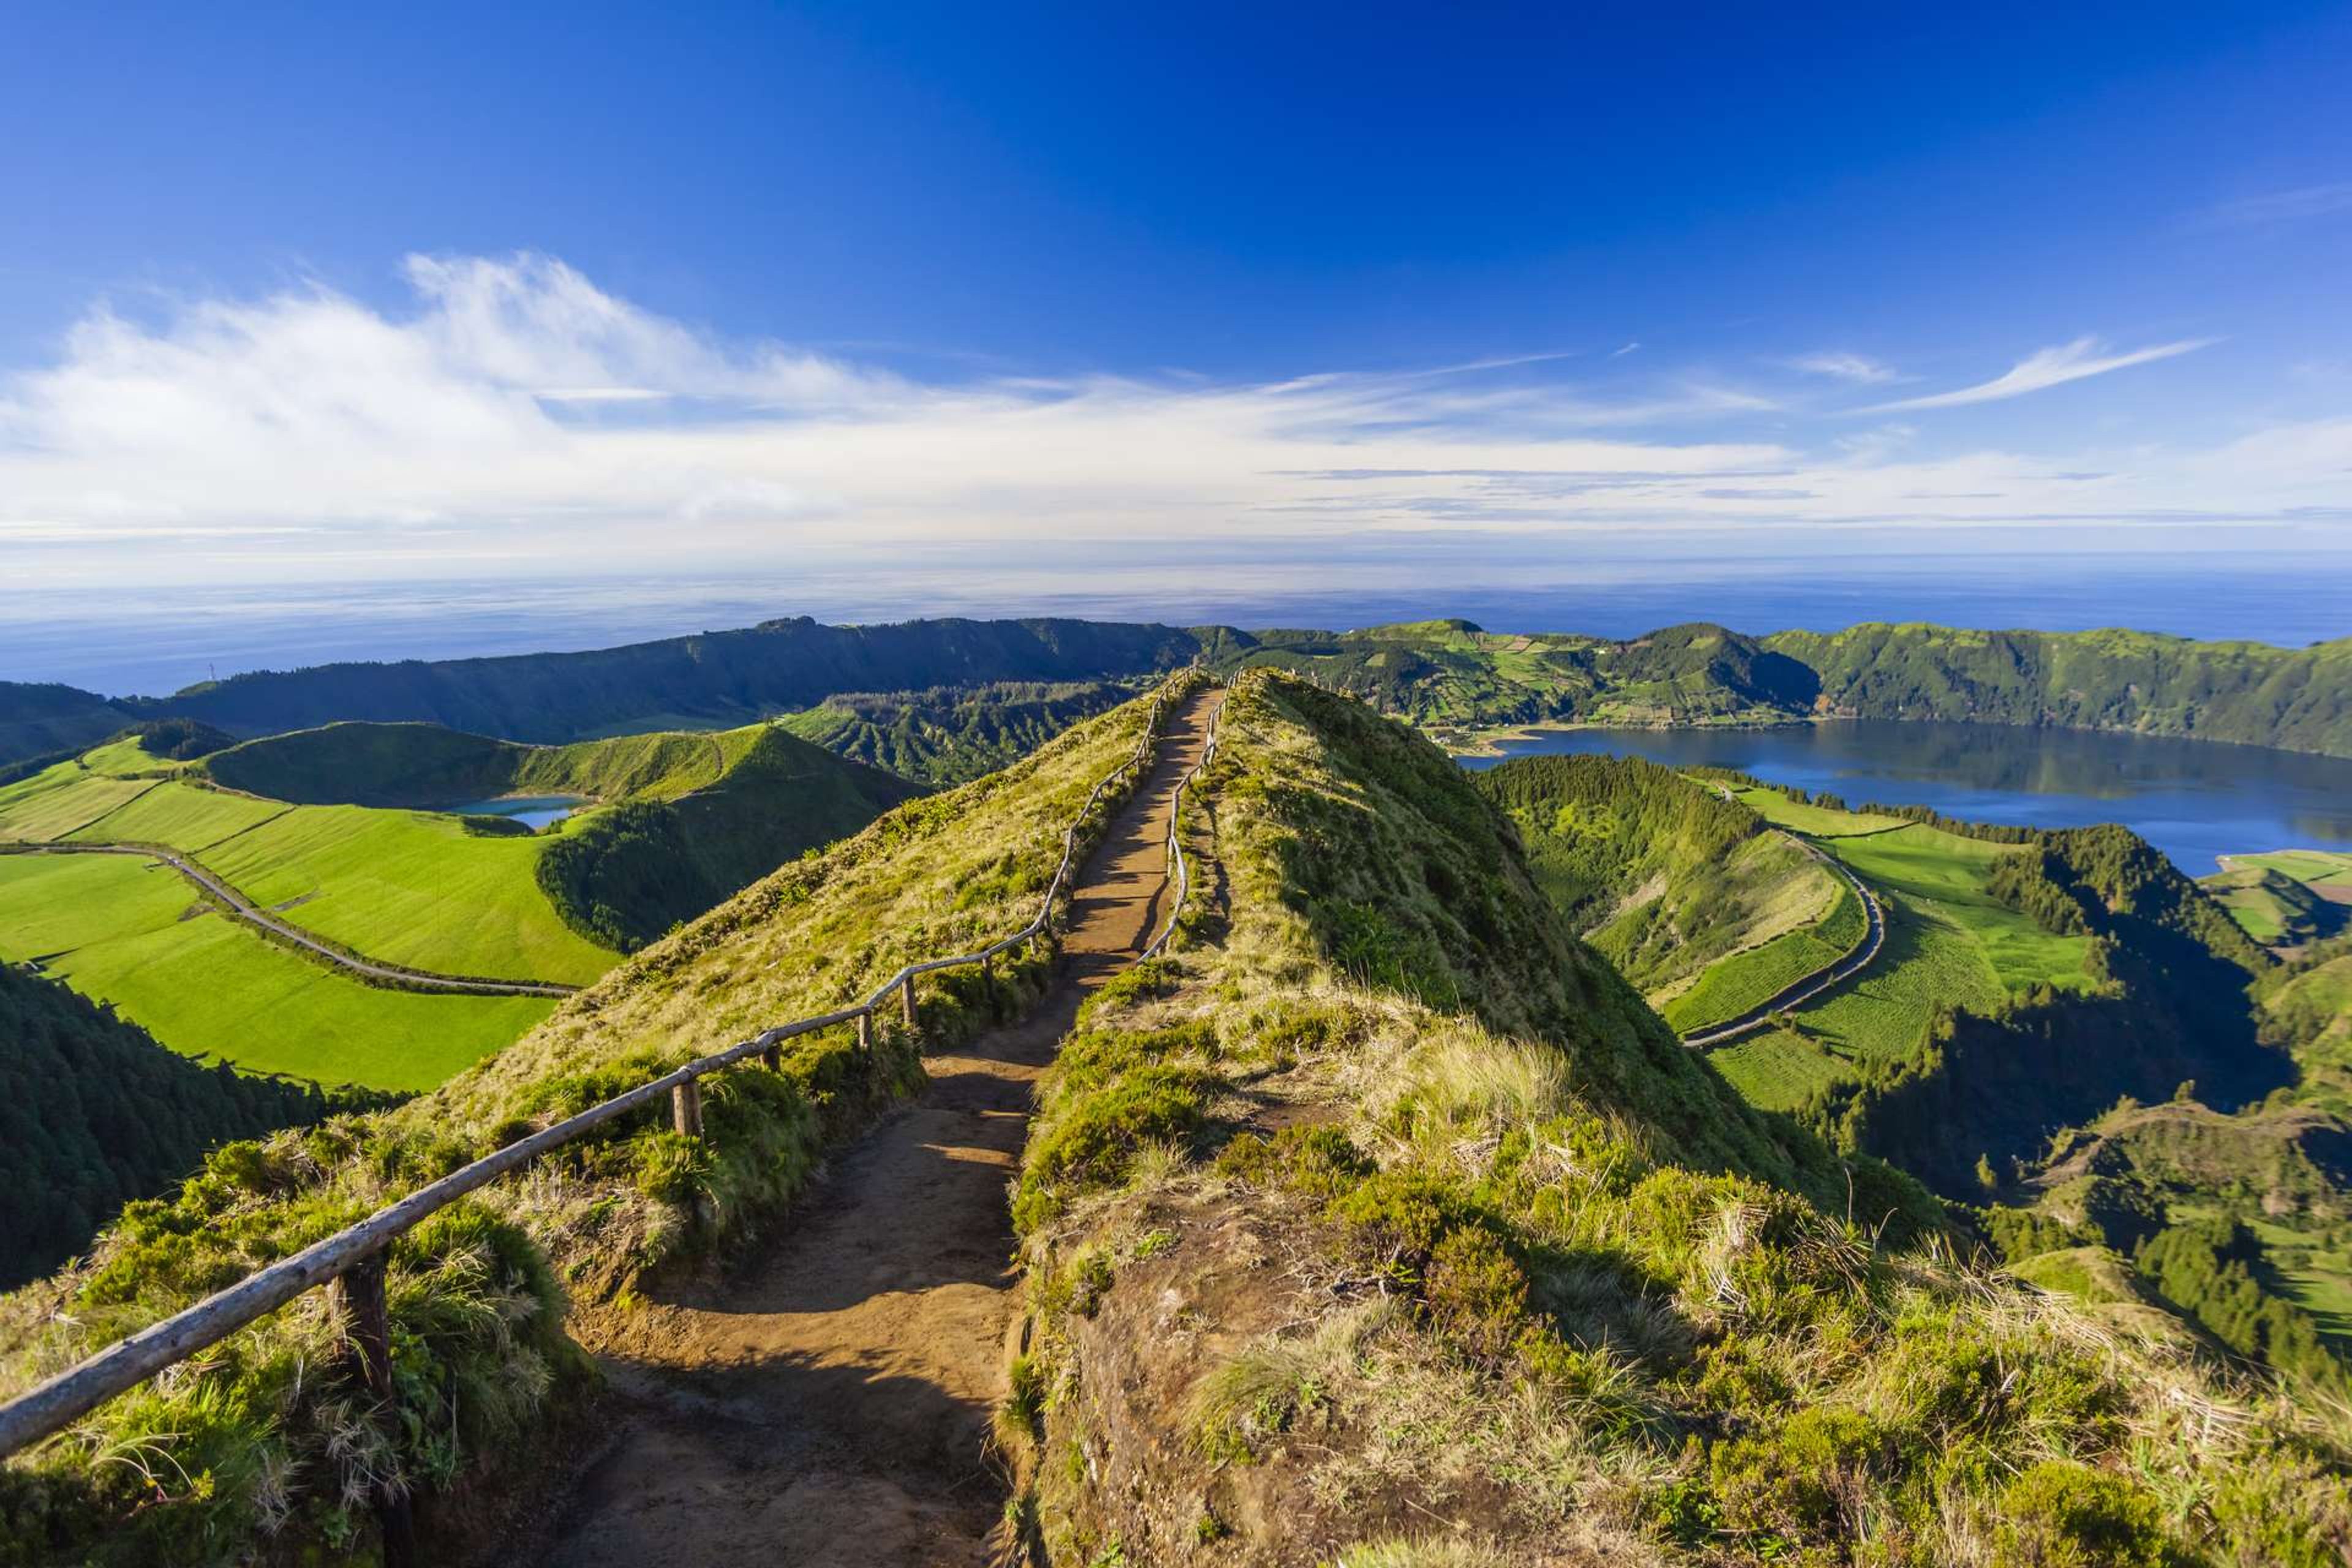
<box><xmin>0</xmin><ymin>963</ymin><xmax>348</xmax><ymax>1289</ymax></box>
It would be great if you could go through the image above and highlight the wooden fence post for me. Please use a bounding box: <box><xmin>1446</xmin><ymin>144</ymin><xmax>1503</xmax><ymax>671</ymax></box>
<box><xmin>900</xmin><ymin>975</ymin><xmax>918</xmax><ymax>1030</ymax></box>
<box><xmin>857</xmin><ymin>1011</ymin><xmax>873</xmax><ymax>1054</ymax></box>
<box><xmin>330</xmin><ymin>1253</ymin><xmax>415</xmax><ymax>1567</ymax></box>
<box><xmin>760</xmin><ymin>1042</ymin><xmax>780</xmax><ymax>1072</ymax></box>
<box><xmin>672</xmin><ymin>1079</ymin><xmax>703</xmax><ymax>1139</ymax></box>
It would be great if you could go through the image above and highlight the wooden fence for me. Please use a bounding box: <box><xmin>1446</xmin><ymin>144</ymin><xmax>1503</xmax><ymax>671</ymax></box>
<box><xmin>0</xmin><ymin>677</ymin><xmax>1210</xmax><ymax>1494</ymax></box>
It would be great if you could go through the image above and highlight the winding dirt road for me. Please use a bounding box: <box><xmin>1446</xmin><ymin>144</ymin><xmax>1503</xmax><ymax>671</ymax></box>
<box><xmin>517</xmin><ymin>687</ymin><xmax>1225</xmax><ymax>1568</ymax></box>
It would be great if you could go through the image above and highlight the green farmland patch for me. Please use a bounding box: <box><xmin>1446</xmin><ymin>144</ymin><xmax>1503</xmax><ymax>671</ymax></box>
<box><xmin>198</xmin><ymin>805</ymin><xmax>619</xmax><ymax>984</ymax></box>
<box><xmin>66</xmin><ymin>779</ymin><xmax>290</xmax><ymax>851</ymax></box>
<box><xmin>0</xmin><ymin>854</ymin><xmax>549</xmax><ymax>1090</ymax></box>
<box><xmin>0</xmin><ymin>773</ymin><xmax>156</xmax><ymax>841</ymax></box>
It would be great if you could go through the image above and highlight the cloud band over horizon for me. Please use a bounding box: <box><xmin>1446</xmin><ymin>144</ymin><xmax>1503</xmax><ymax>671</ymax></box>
<box><xmin>0</xmin><ymin>254</ymin><xmax>2343</xmax><ymax>588</ymax></box>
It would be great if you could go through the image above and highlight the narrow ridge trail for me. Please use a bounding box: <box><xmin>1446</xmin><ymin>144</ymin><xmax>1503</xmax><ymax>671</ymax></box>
<box><xmin>522</xmin><ymin>687</ymin><xmax>1224</xmax><ymax>1567</ymax></box>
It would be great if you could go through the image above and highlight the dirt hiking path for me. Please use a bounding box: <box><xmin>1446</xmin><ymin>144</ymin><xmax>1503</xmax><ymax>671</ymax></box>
<box><xmin>525</xmin><ymin>688</ymin><xmax>1223</xmax><ymax>1568</ymax></box>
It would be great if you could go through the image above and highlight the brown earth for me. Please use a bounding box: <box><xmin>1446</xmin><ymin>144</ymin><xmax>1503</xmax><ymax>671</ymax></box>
<box><xmin>519</xmin><ymin>687</ymin><xmax>1224</xmax><ymax>1568</ymax></box>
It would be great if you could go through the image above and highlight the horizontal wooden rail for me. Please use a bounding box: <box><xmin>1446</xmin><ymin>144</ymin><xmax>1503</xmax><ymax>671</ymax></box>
<box><xmin>0</xmin><ymin>680</ymin><xmax>1192</xmax><ymax>1464</ymax></box>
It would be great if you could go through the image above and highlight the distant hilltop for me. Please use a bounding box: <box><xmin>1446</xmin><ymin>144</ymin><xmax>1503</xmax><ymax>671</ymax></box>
<box><xmin>6</xmin><ymin>614</ymin><xmax>2351</xmax><ymax>770</ymax></box>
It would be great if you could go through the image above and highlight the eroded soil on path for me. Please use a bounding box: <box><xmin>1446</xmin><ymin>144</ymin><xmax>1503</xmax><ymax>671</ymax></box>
<box><xmin>522</xmin><ymin>688</ymin><xmax>1223</xmax><ymax>1568</ymax></box>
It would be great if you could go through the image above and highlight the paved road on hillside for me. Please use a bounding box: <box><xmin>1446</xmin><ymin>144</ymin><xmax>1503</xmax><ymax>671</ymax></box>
<box><xmin>515</xmin><ymin>686</ymin><xmax>1225</xmax><ymax>1568</ymax></box>
<box><xmin>0</xmin><ymin>842</ymin><xmax>576</xmax><ymax>998</ymax></box>
<box><xmin>1681</xmin><ymin>837</ymin><xmax>1885</xmax><ymax>1049</ymax></box>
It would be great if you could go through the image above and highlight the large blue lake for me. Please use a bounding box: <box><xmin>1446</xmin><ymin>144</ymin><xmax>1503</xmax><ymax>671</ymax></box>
<box><xmin>1456</xmin><ymin>720</ymin><xmax>2352</xmax><ymax>876</ymax></box>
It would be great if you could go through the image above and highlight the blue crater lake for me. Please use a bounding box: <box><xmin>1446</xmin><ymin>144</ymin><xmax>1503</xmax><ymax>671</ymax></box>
<box><xmin>445</xmin><ymin>795</ymin><xmax>586</xmax><ymax>831</ymax></box>
<box><xmin>1456</xmin><ymin>719</ymin><xmax>2352</xmax><ymax>876</ymax></box>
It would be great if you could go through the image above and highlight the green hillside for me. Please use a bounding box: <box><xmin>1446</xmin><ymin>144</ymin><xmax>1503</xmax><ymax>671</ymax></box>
<box><xmin>1996</xmin><ymin>1099</ymin><xmax>2352</xmax><ymax>1394</ymax></box>
<box><xmin>51</xmin><ymin>614</ymin><xmax>1202</xmax><ymax>755</ymax></box>
<box><xmin>0</xmin><ymin>720</ymin><xmax>918</xmax><ymax>1091</ymax></box>
<box><xmin>0</xmin><ymin>962</ymin><xmax>355</xmax><ymax>1291</ymax></box>
<box><xmin>776</xmin><ymin>678</ymin><xmax>1133</xmax><ymax>784</ymax></box>
<box><xmin>1001</xmin><ymin>672</ymin><xmax>2350</xmax><ymax>1566</ymax></box>
<box><xmin>1206</xmin><ymin>619</ymin><xmax>1819</xmax><ymax>732</ymax></box>
<box><xmin>2</xmin><ymin>673</ymin><xmax>2347</xmax><ymax>1564</ymax></box>
<box><xmin>1513</xmin><ymin>775</ymin><xmax>2289</xmax><ymax>1197</ymax></box>
<box><xmin>0</xmin><ymin>854</ymin><xmax>557</xmax><ymax>1090</ymax></box>
<box><xmin>533</xmin><ymin>726</ymin><xmax>922</xmax><ymax>949</ymax></box>
<box><xmin>0</xmin><ymin>683</ymin><xmax>1174</xmax><ymax>1564</ymax></box>
<box><xmin>1469</xmin><ymin>753</ymin><xmax>1852</xmax><ymax>1032</ymax></box>
<box><xmin>1769</xmin><ymin>623</ymin><xmax>2352</xmax><ymax>755</ymax></box>
<box><xmin>2205</xmin><ymin>850</ymin><xmax>2352</xmax><ymax>947</ymax></box>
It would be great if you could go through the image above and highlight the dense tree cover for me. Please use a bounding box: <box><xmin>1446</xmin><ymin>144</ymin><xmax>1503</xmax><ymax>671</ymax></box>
<box><xmin>1208</xmin><ymin>619</ymin><xmax>1820</xmax><ymax>729</ymax></box>
<box><xmin>2136</xmin><ymin>1219</ymin><xmax>2349</xmax><ymax>1393</ymax></box>
<box><xmin>776</xmin><ymin>679</ymin><xmax>1134</xmax><ymax>785</ymax></box>
<box><xmin>1768</xmin><ymin>622</ymin><xmax>2352</xmax><ymax>755</ymax></box>
<box><xmin>104</xmin><ymin>616</ymin><xmax>1197</xmax><ymax>753</ymax></box>
<box><xmin>534</xmin><ymin>728</ymin><xmax>919</xmax><ymax>949</ymax></box>
<box><xmin>0</xmin><ymin>962</ymin><xmax>355</xmax><ymax>1290</ymax></box>
<box><xmin>1469</xmin><ymin>752</ymin><xmax>1854</xmax><ymax>1020</ymax></box>
<box><xmin>127</xmin><ymin>718</ymin><xmax>236</xmax><ymax>761</ymax></box>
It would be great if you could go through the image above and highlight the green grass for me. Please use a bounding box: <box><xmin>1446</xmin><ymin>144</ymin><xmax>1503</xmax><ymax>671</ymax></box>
<box><xmin>2225</xmin><ymin>850</ymin><xmax>2352</xmax><ymax>887</ymax></box>
<box><xmin>66</xmin><ymin>780</ymin><xmax>290</xmax><ymax>851</ymax></box>
<box><xmin>1691</xmin><ymin>793</ymin><xmax>2095</xmax><ymax>1096</ymax></box>
<box><xmin>198</xmin><ymin>805</ymin><xmax>617</xmax><ymax>984</ymax></box>
<box><xmin>1660</xmin><ymin>886</ymin><xmax>1861</xmax><ymax>1033</ymax></box>
<box><xmin>1733</xmin><ymin>787</ymin><xmax>1907</xmax><ymax>837</ymax></box>
<box><xmin>74</xmin><ymin>737</ymin><xmax>183</xmax><ymax>778</ymax></box>
<box><xmin>0</xmin><ymin>773</ymin><xmax>157</xmax><ymax>841</ymax></box>
<box><xmin>1709</xmin><ymin>1030</ymin><xmax>1848</xmax><ymax>1110</ymax></box>
<box><xmin>0</xmin><ymin>854</ymin><xmax>549</xmax><ymax>1089</ymax></box>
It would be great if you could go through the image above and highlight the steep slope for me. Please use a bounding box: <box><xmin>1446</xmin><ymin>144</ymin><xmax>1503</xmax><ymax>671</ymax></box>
<box><xmin>133</xmin><ymin>616</ymin><xmax>1202</xmax><ymax>747</ymax></box>
<box><xmin>0</xmin><ymin>963</ymin><xmax>353</xmax><ymax>1291</ymax></box>
<box><xmin>776</xmin><ymin>678</ymin><xmax>1134</xmax><ymax>785</ymax></box>
<box><xmin>1768</xmin><ymin>623</ymin><xmax>2352</xmax><ymax>756</ymax></box>
<box><xmin>0</xmin><ymin>685</ymin><xmax>138</xmax><ymax>773</ymax></box>
<box><xmin>533</xmin><ymin>726</ymin><xmax>924</xmax><ymax>949</ymax></box>
<box><xmin>1005</xmin><ymin>671</ymin><xmax>2352</xmax><ymax>1565</ymax></box>
<box><xmin>0</xmin><ymin>683</ymin><xmax>1182</xmax><ymax>1565</ymax></box>
<box><xmin>1207</xmin><ymin>620</ymin><xmax>1817</xmax><ymax>732</ymax></box>
<box><xmin>1471</xmin><ymin>754</ymin><xmax>1851</xmax><ymax>1030</ymax></box>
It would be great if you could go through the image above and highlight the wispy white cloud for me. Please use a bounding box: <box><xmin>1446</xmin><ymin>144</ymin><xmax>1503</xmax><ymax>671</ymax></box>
<box><xmin>0</xmin><ymin>257</ymin><xmax>2333</xmax><ymax>589</ymax></box>
<box><xmin>1790</xmin><ymin>351</ymin><xmax>1901</xmax><ymax>384</ymax></box>
<box><xmin>1860</xmin><ymin>336</ymin><xmax>2215</xmax><ymax>412</ymax></box>
<box><xmin>2196</xmin><ymin>181</ymin><xmax>2352</xmax><ymax>230</ymax></box>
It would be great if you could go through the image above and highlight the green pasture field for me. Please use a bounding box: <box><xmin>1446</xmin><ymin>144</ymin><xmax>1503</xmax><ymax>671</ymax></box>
<box><xmin>0</xmin><ymin>774</ymin><xmax>159</xmax><ymax>841</ymax></box>
<box><xmin>68</xmin><ymin>779</ymin><xmax>291</xmax><ymax>851</ymax></box>
<box><xmin>1708</xmin><ymin>1030</ymin><xmax>1847</xmax><ymax>1112</ymax></box>
<box><xmin>1662</xmin><ymin>884</ymin><xmax>1864</xmax><ymax>1033</ymax></box>
<box><xmin>2231</xmin><ymin>849</ymin><xmax>2352</xmax><ymax>888</ymax></box>
<box><xmin>198</xmin><ymin>805</ymin><xmax>617</xmax><ymax>984</ymax></box>
<box><xmin>1695</xmin><ymin>788</ymin><xmax>2100</xmax><ymax>1107</ymax></box>
<box><xmin>1732</xmin><ymin>787</ymin><xmax>1908</xmax><ymax>837</ymax></box>
<box><xmin>0</xmin><ymin>854</ymin><xmax>550</xmax><ymax>1090</ymax></box>
<box><xmin>75</xmin><ymin>737</ymin><xmax>186</xmax><ymax>777</ymax></box>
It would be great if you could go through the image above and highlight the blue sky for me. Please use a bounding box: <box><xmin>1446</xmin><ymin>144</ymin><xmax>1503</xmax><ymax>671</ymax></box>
<box><xmin>3</xmin><ymin>2</ymin><xmax>2350</xmax><ymax>615</ymax></box>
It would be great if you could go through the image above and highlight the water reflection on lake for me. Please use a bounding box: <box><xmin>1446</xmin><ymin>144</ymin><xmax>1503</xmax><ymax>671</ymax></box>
<box><xmin>445</xmin><ymin>796</ymin><xmax>584</xmax><ymax>831</ymax></box>
<box><xmin>1456</xmin><ymin>720</ymin><xmax>2352</xmax><ymax>875</ymax></box>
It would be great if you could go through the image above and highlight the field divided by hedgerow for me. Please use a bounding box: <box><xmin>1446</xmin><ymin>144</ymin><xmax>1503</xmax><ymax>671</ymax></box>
<box><xmin>1705</xmin><ymin>790</ymin><xmax>2101</xmax><ymax>1103</ymax></box>
<box><xmin>0</xmin><ymin>772</ymin><xmax>157</xmax><ymax>842</ymax></box>
<box><xmin>1660</xmin><ymin>883</ymin><xmax>1865</xmax><ymax>1033</ymax></box>
<box><xmin>0</xmin><ymin>854</ymin><xmax>549</xmax><ymax>1089</ymax></box>
<box><xmin>197</xmin><ymin>804</ymin><xmax>618</xmax><ymax>984</ymax></box>
<box><xmin>66</xmin><ymin>779</ymin><xmax>290</xmax><ymax>851</ymax></box>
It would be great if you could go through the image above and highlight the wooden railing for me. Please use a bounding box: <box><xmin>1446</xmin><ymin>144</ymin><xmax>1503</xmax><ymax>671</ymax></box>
<box><xmin>1141</xmin><ymin>692</ymin><xmax>1221</xmax><ymax>961</ymax></box>
<box><xmin>0</xmin><ymin>679</ymin><xmax>1197</xmax><ymax>1474</ymax></box>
